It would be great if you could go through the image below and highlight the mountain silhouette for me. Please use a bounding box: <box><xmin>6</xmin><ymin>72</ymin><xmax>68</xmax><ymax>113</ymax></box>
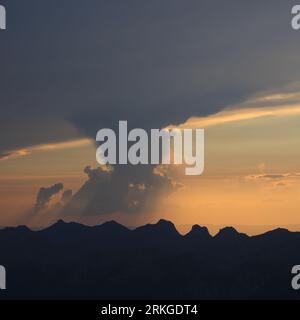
<box><xmin>214</xmin><ymin>227</ymin><xmax>249</xmax><ymax>241</ymax></box>
<box><xmin>0</xmin><ymin>219</ymin><xmax>300</xmax><ymax>299</ymax></box>
<box><xmin>133</xmin><ymin>219</ymin><xmax>180</xmax><ymax>245</ymax></box>
<box><xmin>185</xmin><ymin>224</ymin><xmax>212</xmax><ymax>241</ymax></box>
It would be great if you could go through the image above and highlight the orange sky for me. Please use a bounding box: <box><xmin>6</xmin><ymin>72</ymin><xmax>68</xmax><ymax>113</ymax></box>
<box><xmin>1</xmin><ymin>87</ymin><xmax>300</xmax><ymax>234</ymax></box>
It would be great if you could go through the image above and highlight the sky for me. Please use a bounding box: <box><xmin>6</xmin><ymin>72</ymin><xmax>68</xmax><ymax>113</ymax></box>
<box><xmin>0</xmin><ymin>1</ymin><xmax>300</xmax><ymax>234</ymax></box>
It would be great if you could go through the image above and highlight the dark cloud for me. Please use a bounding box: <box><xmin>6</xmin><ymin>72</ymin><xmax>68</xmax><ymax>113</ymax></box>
<box><xmin>259</xmin><ymin>174</ymin><xmax>286</xmax><ymax>180</ymax></box>
<box><xmin>246</xmin><ymin>173</ymin><xmax>300</xmax><ymax>184</ymax></box>
<box><xmin>61</xmin><ymin>165</ymin><xmax>181</xmax><ymax>217</ymax></box>
<box><xmin>34</xmin><ymin>183</ymin><xmax>64</xmax><ymax>213</ymax></box>
<box><xmin>1</xmin><ymin>0</ymin><xmax>300</xmax><ymax>152</ymax></box>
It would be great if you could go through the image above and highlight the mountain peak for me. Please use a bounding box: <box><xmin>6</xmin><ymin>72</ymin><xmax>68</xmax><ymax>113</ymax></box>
<box><xmin>265</xmin><ymin>227</ymin><xmax>290</xmax><ymax>234</ymax></box>
<box><xmin>215</xmin><ymin>227</ymin><xmax>248</xmax><ymax>240</ymax></box>
<box><xmin>191</xmin><ymin>224</ymin><xmax>209</xmax><ymax>233</ymax></box>
<box><xmin>156</xmin><ymin>219</ymin><xmax>178</xmax><ymax>232</ymax></box>
<box><xmin>3</xmin><ymin>225</ymin><xmax>31</xmax><ymax>233</ymax></box>
<box><xmin>133</xmin><ymin>219</ymin><xmax>179</xmax><ymax>239</ymax></box>
<box><xmin>99</xmin><ymin>220</ymin><xmax>129</xmax><ymax>232</ymax></box>
<box><xmin>256</xmin><ymin>227</ymin><xmax>293</xmax><ymax>240</ymax></box>
<box><xmin>51</xmin><ymin>219</ymin><xmax>74</xmax><ymax>229</ymax></box>
<box><xmin>185</xmin><ymin>224</ymin><xmax>211</xmax><ymax>240</ymax></box>
<box><xmin>157</xmin><ymin>219</ymin><xmax>175</xmax><ymax>227</ymax></box>
<box><xmin>56</xmin><ymin>219</ymin><xmax>66</xmax><ymax>225</ymax></box>
<box><xmin>101</xmin><ymin>220</ymin><xmax>123</xmax><ymax>227</ymax></box>
<box><xmin>41</xmin><ymin>219</ymin><xmax>88</xmax><ymax>234</ymax></box>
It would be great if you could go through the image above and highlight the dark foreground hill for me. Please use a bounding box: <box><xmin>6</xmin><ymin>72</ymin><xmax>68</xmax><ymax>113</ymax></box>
<box><xmin>0</xmin><ymin>219</ymin><xmax>300</xmax><ymax>299</ymax></box>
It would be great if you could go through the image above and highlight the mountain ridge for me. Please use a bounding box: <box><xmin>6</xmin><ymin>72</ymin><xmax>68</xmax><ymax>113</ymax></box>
<box><xmin>0</xmin><ymin>219</ymin><xmax>297</xmax><ymax>239</ymax></box>
<box><xmin>1</xmin><ymin>218</ymin><xmax>300</xmax><ymax>299</ymax></box>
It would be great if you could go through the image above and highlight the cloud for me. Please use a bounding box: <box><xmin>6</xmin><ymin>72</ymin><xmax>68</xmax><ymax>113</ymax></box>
<box><xmin>34</xmin><ymin>183</ymin><xmax>64</xmax><ymax>213</ymax></box>
<box><xmin>0</xmin><ymin>150</ymin><xmax>29</xmax><ymax>161</ymax></box>
<box><xmin>0</xmin><ymin>152</ymin><xmax>12</xmax><ymax>160</ymax></box>
<box><xmin>0</xmin><ymin>139</ymin><xmax>93</xmax><ymax>162</ymax></box>
<box><xmin>60</xmin><ymin>164</ymin><xmax>181</xmax><ymax>217</ymax></box>
<box><xmin>257</xmin><ymin>174</ymin><xmax>286</xmax><ymax>180</ymax></box>
<box><xmin>246</xmin><ymin>173</ymin><xmax>300</xmax><ymax>181</ymax></box>
<box><xmin>245</xmin><ymin>173</ymin><xmax>300</xmax><ymax>187</ymax></box>
<box><xmin>1</xmin><ymin>0</ymin><xmax>300</xmax><ymax>153</ymax></box>
<box><xmin>83</xmin><ymin>165</ymin><xmax>114</xmax><ymax>180</ymax></box>
<box><xmin>181</xmin><ymin>96</ymin><xmax>300</xmax><ymax>129</ymax></box>
<box><xmin>2</xmin><ymin>1</ymin><xmax>300</xmax><ymax>220</ymax></box>
<box><xmin>61</xmin><ymin>190</ymin><xmax>73</xmax><ymax>205</ymax></box>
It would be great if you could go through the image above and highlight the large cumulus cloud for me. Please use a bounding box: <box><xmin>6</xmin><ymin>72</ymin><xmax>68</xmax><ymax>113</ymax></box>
<box><xmin>60</xmin><ymin>165</ymin><xmax>181</xmax><ymax>217</ymax></box>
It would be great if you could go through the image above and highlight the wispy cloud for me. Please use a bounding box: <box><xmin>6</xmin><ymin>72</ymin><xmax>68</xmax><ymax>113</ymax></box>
<box><xmin>179</xmin><ymin>86</ymin><xmax>300</xmax><ymax>129</ymax></box>
<box><xmin>245</xmin><ymin>172</ymin><xmax>300</xmax><ymax>187</ymax></box>
<box><xmin>183</xmin><ymin>105</ymin><xmax>300</xmax><ymax>128</ymax></box>
<box><xmin>0</xmin><ymin>150</ymin><xmax>30</xmax><ymax>161</ymax></box>
<box><xmin>0</xmin><ymin>138</ymin><xmax>93</xmax><ymax>162</ymax></box>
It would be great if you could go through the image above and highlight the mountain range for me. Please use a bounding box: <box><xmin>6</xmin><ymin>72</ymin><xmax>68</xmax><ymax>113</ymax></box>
<box><xmin>0</xmin><ymin>219</ymin><xmax>300</xmax><ymax>299</ymax></box>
